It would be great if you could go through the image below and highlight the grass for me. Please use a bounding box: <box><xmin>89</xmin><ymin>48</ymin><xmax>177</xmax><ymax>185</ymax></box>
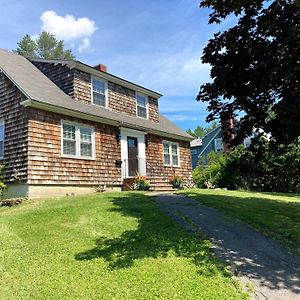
<box><xmin>0</xmin><ymin>192</ymin><xmax>247</xmax><ymax>299</ymax></box>
<box><xmin>180</xmin><ymin>189</ymin><xmax>300</xmax><ymax>256</ymax></box>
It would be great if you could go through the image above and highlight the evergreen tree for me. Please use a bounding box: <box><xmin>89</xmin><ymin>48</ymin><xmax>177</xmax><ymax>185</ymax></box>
<box><xmin>15</xmin><ymin>31</ymin><xmax>75</xmax><ymax>60</ymax></box>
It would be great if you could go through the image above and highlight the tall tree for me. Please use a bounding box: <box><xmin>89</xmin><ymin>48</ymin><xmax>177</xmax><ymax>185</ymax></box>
<box><xmin>15</xmin><ymin>31</ymin><xmax>75</xmax><ymax>60</ymax></box>
<box><xmin>197</xmin><ymin>0</ymin><xmax>300</xmax><ymax>147</ymax></box>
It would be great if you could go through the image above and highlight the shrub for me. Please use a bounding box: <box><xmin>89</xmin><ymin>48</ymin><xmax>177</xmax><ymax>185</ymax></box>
<box><xmin>134</xmin><ymin>175</ymin><xmax>150</xmax><ymax>191</ymax></box>
<box><xmin>192</xmin><ymin>152</ymin><xmax>224</xmax><ymax>188</ymax></box>
<box><xmin>169</xmin><ymin>175</ymin><xmax>183</xmax><ymax>189</ymax></box>
<box><xmin>0</xmin><ymin>165</ymin><xmax>6</xmax><ymax>197</ymax></box>
<box><xmin>192</xmin><ymin>140</ymin><xmax>300</xmax><ymax>193</ymax></box>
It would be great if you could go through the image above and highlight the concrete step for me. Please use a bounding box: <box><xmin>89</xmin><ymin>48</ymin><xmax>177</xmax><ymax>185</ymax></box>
<box><xmin>151</xmin><ymin>181</ymin><xmax>172</xmax><ymax>185</ymax></box>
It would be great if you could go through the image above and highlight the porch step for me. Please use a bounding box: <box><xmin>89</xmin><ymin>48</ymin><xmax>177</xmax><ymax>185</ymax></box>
<box><xmin>148</xmin><ymin>176</ymin><xmax>175</xmax><ymax>192</ymax></box>
<box><xmin>122</xmin><ymin>176</ymin><xmax>176</xmax><ymax>192</ymax></box>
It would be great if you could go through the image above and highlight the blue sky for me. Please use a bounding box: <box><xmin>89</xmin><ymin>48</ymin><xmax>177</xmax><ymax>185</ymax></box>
<box><xmin>0</xmin><ymin>0</ymin><xmax>235</xmax><ymax>131</ymax></box>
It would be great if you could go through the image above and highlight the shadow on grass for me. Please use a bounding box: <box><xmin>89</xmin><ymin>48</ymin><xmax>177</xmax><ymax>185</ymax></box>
<box><xmin>74</xmin><ymin>193</ymin><xmax>223</xmax><ymax>276</ymax></box>
<box><xmin>174</xmin><ymin>191</ymin><xmax>300</xmax><ymax>295</ymax></box>
<box><xmin>182</xmin><ymin>190</ymin><xmax>300</xmax><ymax>256</ymax></box>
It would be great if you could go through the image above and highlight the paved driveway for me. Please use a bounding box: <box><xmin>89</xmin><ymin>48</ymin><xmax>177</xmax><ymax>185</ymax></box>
<box><xmin>156</xmin><ymin>194</ymin><xmax>300</xmax><ymax>300</ymax></box>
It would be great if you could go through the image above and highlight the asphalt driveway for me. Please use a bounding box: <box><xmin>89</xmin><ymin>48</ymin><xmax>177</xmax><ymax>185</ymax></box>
<box><xmin>156</xmin><ymin>194</ymin><xmax>300</xmax><ymax>300</ymax></box>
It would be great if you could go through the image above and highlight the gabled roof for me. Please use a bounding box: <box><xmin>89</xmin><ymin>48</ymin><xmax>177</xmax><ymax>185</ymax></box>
<box><xmin>0</xmin><ymin>49</ymin><xmax>192</xmax><ymax>141</ymax></box>
<box><xmin>198</xmin><ymin>126</ymin><xmax>221</xmax><ymax>156</ymax></box>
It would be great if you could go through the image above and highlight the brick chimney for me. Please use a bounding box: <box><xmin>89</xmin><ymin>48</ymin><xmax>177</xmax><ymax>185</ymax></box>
<box><xmin>94</xmin><ymin>64</ymin><xmax>107</xmax><ymax>72</ymax></box>
<box><xmin>220</xmin><ymin>112</ymin><xmax>235</xmax><ymax>153</ymax></box>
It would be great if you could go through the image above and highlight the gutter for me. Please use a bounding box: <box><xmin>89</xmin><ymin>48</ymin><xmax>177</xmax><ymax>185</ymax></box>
<box><xmin>75</xmin><ymin>62</ymin><xmax>162</xmax><ymax>99</ymax></box>
<box><xmin>21</xmin><ymin>99</ymin><xmax>192</xmax><ymax>142</ymax></box>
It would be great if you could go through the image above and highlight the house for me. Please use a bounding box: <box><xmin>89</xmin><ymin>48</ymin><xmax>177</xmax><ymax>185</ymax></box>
<box><xmin>190</xmin><ymin>126</ymin><xmax>252</xmax><ymax>169</ymax></box>
<box><xmin>0</xmin><ymin>49</ymin><xmax>192</xmax><ymax>198</ymax></box>
<box><xmin>190</xmin><ymin>138</ymin><xmax>202</xmax><ymax>169</ymax></box>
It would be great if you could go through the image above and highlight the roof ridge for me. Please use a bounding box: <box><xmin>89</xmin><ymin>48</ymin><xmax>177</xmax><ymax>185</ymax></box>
<box><xmin>0</xmin><ymin>50</ymin><xmax>191</xmax><ymax>141</ymax></box>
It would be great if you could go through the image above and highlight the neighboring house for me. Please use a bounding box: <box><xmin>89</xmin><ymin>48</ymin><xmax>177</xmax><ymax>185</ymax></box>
<box><xmin>190</xmin><ymin>138</ymin><xmax>202</xmax><ymax>169</ymax></box>
<box><xmin>0</xmin><ymin>49</ymin><xmax>192</xmax><ymax>198</ymax></box>
<box><xmin>190</xmin><ymin>126</ymin><xmax>252</xmax><ymax>169</ymax></box>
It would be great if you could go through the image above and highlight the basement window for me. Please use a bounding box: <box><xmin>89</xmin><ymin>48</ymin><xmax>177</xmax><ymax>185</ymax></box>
<box><xmin>136</xmin><ymin>93</ymin><xmax>148</xmax><ymax>118</ymax></box>
<box><xmin>62</xmin><ymin>121</ymin><xmax>95</xmax><ymax>159</ymax></box>
<box><xmin>92</xmin><ymin>77</ymin><xmax>108</xmax><ymax>107</ymax></box>
<box><xmin>163</xmin><ymin>141</ymin><xmax>180</xmax><ymax>167</ymax></box>
<box><xmin>0</xmin><ymin>120</ymin><xmax>4</xmax><ymax>159</ymax></box>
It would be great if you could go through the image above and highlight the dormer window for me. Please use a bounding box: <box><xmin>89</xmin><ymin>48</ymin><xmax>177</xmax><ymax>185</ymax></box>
<box><xmin>92</xmin><ymin>77</ymin><xmax>107</xmax><ymax>107</ymax></box>
<box><xmin>136</xmin><ymin>93</ymin><xmax>148</xmax><ymax>118</ymax></box>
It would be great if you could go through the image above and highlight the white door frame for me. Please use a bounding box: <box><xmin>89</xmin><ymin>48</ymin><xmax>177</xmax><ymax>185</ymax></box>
<box><xmin>120</xmin><ymin>127</ymin><xmax>146</xmax><ymax>178</ymax></box>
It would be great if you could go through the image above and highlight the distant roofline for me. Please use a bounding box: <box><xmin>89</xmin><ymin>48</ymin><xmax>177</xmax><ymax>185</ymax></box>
<box><xmin>29</xmin><ymin>57</ymin><xmax>162</xmax><ymax>99</ymax></box>
<box><xmin>201</xmin><ymin>126</ymin><xmax>221</xmax><ymax>140</ymax></box>
<box><xmin>198</xmin><ymin>127</ymin><xmax>221</xmax><ymax>156</ymax></box>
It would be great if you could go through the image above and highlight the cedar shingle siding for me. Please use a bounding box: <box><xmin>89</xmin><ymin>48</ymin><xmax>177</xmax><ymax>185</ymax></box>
<box><xmin>27</xmin><ymin>109</ymin><xmax>122</xmax><ymax>185</ymax></box>
<box><xmin>32</xmin><ymin>61</ymin><xmax>159</xmax><ymax>122</ymax></box>
<box><xmin>0</xmin><ymin>50</ymin><xmax>192</xmax><ymax>197</ymax></box>
<box><xmin>0</xmin><ymin>73</ymin><xmax>28</xmax><ymax>183</ymax></box>
<box><xmin>31</xmin><ymin>61</ymin><xmax>74</xmax><ymax>97</ymax></box>
<box><xmin>146</xmin><ymin>134</ymin><xmax>192</xmax><ymax>179</ymax></box>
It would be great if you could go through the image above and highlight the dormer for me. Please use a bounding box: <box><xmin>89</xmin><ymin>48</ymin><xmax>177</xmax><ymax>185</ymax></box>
<box><xmin>30</xmin><ymin>58</ymin><xmax>161</xmax><ymax>123</ymax></box>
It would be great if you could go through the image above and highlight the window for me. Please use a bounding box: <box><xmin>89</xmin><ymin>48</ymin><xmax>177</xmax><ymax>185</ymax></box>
<box><xmin>136</xmin><ymin>93</ymin><xmax>148</xmax><ymax>118</ymax></box>
<box><xmin>0</xmin><ymin>120</ymin><xmax>4</xmax><ymax>159</ymax></box>
<box><xmin>191</xmin><ymin>148</ymin><xmax>197</xmax><ymax>155</ymax></box>
<box><xmin>80</xmin><ymin>127</ymin><xmax>93</xmax><ymax>157</ymax></box>
<box><xmin>92</xmin><ymin>77</ymin><xmax>107</xmax><ymax>107</ymax></box>
<box><xmin>243</xmin><ymin>138</ymin><xmax>251</xmax><ymax>148</ymax></box>
<box><xmin>214</xmin><ymin>138</ymin><xmax>223</xmax><ymax>152</ymax></box>
<box><xmin>62</xmin><ymin>121</ymin><xmax>95</xmax><ymax>159</ymax></box>
<box><xmin>163</xmin><ymin>141</ymin><xmax>180</xmax><ymax>166</ymax></box>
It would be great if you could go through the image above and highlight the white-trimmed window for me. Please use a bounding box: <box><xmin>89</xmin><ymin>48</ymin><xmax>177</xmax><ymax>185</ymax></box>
<box><xmin>62</xmin><ymin>121</ymin><xmax>95</xmax><ymax>159</ymax></box>
<box><xmin>0</xmin><ymin>120</ymin><xmax>4</xmax><ymax>159</ymax></box>
<box><xmin>214</xmin><ymin>138</ymin><xmax>223</xmax><ymax>152</ymax></box>
<box><xmin>191</xmin><ymin>148</ymin><xmax>197</xmax><ymax>155</ymax></box>
<box><xmin>163</xmin><ymin>141</ymin><xmax>180</xmax><ymax>166</ymax></box>
<box><xmin>136</xmin><ymin>93</ymin><xmax>148</xmax><ymax>118</ymax></box>
<box><xmin>92</xmin><ymin>77</ymin><xmax>107</xmax><ymax>107</ymax></box>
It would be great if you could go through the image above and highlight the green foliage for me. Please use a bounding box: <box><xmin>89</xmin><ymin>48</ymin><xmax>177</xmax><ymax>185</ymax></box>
<box><xmin>0</xmin><ymin>192</ymin><xmax>247</xmax><ymax>299</ymax></box>
<box><xmin>15</xmin><ymin>31</ymin><xmax>75</xmax><ymax>59</ymax></box>
<box><xmin>134</xmin><ymin>175</ymin><xmax>150</xmax><ymax>191</ymax></box>
<box><xmin>0</xmin><ymin>165</ymin><xmax>6</xmax><ymax>197</ymax></box>
<box><xmin>193</xmin><ymin>141</ymin><xmax>300</xmax><ymax>193</ymax></box>
<box><xmin>181</xmin><ymin>189</ymin><xmax>300</xmax><ymax>256</ymax></box>
<box><xmin>197</xmin><ymin>0</ymin><xmax>300</xmax><ymax>147</ymax></box>
<box><xmin>192</xmin><ymin>152</ymin><xmax>224</xmax><ymax>187</ymax></box>
<box><xmin>169</xmin><ymin>174</ymin><xmax>183</xmax><ymax>188</ymax></box>
<box><xmin>15</xmin><ymin>34</ymin><xmax>36</xmax><ymax>57</ymax></box>
<box><xmin>187</xmin><ymin>121</ymin><xmax>219</xmax><ymax>138</ymax></box>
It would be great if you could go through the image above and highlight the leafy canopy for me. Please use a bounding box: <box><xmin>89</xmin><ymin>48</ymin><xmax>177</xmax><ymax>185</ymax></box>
<box><xmin>15</xmin><ymin>31</ymin><xmax>75</xmax><ymax>60</ymax></box>
<box><xmin>187</xmin><ymin>121</ymin><xmax>219</xmax><ymax>138</ymax></box>
<box><xmin>197</xmin><ymin>0</ymin><xmax>300</xmax><ymax>146</ymax></box>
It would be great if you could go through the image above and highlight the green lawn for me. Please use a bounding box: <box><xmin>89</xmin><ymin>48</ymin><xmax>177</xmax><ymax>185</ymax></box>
<box><xmin>180</xmin><ymin>189</ymin><xmax>300</xmax><ymax>256</ymax></box>
<box><xmin>0</xmin><ymin>192</ymin><xmax>247</xmax><ymax>299</ymax></box>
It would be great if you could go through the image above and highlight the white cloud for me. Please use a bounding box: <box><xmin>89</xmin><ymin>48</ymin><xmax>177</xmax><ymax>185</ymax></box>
<box><xmin>78</xmin><ymin>38</ymin><xmax>91</xmax><ymax>53</ymax></box>
<box><xmin>40</xmin><ymin>10</ymin><xmax>97</xmax><ymax>52</ymax></box>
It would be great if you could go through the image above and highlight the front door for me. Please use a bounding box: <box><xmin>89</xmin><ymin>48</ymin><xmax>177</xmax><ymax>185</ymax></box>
<box><xmin>127</xmin><ymin>136</ymin><xmax>138</xmax><ymax>176</ymax></box>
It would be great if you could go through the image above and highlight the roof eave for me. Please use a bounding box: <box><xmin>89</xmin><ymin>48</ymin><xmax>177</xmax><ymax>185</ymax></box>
<box><xmin>28</xmin><ymin>57</ymin><xmax>162</xmax><ymax>99</ymax></box>
<box><xmin>74</xmin><ymin>62</ymin><xmax>162</xmax><ymax>99</ymax></box>
<box><xmin>21</xmin><ymin>99</ymin><xmax>192</xmax><ymax>142</ymax></box>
